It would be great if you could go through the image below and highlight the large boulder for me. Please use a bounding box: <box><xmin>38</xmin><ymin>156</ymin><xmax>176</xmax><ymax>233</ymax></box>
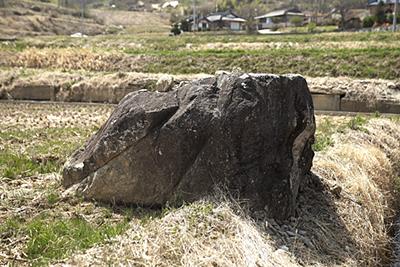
<box><xmin>63</xmin><ymin>73</ymin><xmax>315</xmax><ymax>219</ymax></box>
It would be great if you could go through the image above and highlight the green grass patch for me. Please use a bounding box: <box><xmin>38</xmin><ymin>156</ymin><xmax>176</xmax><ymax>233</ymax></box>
<box><xmin>347</xmin><ymin>115</ymin><xmax>369</xmax><ymax>132</ymax></box>
<box><xmin>313</xmin><ymin>134</ymin><xmax>335</xmax><ymax>152</ymax></box>
<box><xmin>313</xmin><ymin>115</ymin><xmax>372</xmax><ymax>152</ymax></box>
<box><xmin>46</xmin><ymin>190</ymin><xmax>60</xmax><ymax>205</ymax></box>
<box><xmin>0</xmin><ymin>150</ymin><xmax>59</xmax><ymax>179</ymax></box>
<box><xmin>313</xmin><ymin>117</ymin><xmax>347</xmax><ymax>152</ymax></box>
<box><xmin>0</xmin><ymin>214</ymin><xmax>128</xmax><ymax>266</ymax></box>
<box><xmin>0</xmin><ymin>127</ymin><xmax>95</xmax><ymax>178</ymax></box>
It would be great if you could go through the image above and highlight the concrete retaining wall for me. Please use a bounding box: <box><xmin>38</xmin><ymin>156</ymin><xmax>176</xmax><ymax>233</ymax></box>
<box><xmin>2</xmin><ymin>85</ymin><xmax>400</xmax><ymax>114</ymax></box>
<box><xmin>312</xmin><ymin>94</ymin><xmax>341</xmax><ymax>111</ymax></box>
<box><xmin>311</xmin><ymin>94</ymin><xmax>400</xmax><ymax>114</ymax></box>
<box><xmin>9</xmin><ymin>85</ymin><xmax>56</xmax><ymax>101</ymax></box>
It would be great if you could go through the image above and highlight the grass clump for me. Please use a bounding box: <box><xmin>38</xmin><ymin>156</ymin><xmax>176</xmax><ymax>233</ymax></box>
<box><xmin>313</xmin><ymin>134</ymin><xmax>334</xmax><ymax>152</ymax></box>
<box><xmin>313</xmin><ymin>115</ymin><xmax>371</xmax><ymax>152</ymax></box>
<box><xmin>0</xmin><ymin>214</ymin><xmax>129</xmax><ymax>266</ymax></box>
<box><xmin>26</xmin><ymin>216</ymin><xmax>128</xmax><ymax>265</ymax></box>
<box><xmin>312</xmin><ymin>117</ymin><xmax>347</xmax><ymax>152</ymax></box>
<box><xmin>0</xmin><ymin>150</ymin><xmax>58</xmax><ymax>179</ymax></box>
<box><xmin>0</xmin><ymin>127</ymin><xmax>96</xmax><ymax>178</ymax></box>
<box><xmin>45</xmin><ymin>190</ymin><xmax>60</xmax><ymax>205</ymax></box>
<box><xmin>347</xmin><ymin>115</ymin><xmax>369</xmax><ymax>132</ymax></box>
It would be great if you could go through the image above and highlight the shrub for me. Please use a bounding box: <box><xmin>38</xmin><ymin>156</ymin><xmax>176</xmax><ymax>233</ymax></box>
<box><xmin>307</xmin><ymin>22</ymin><xmax>317</xmax><ymax>33</ymax></box>
<box><xmin>387</xmin><ymin>14</ymin><xmax>400</xmax><ymax>24</ymax></box>
<box><xmin>271</xmin><ymin>24</ymin><xmax>279</xmax><ymax>31</ymax></box>
<box><xmin>171</xmin><ymin>23</ymin><xmax>181</xmax><ymax>36</ymax></box>
<box><xmin>363</xmin><ymin>16</ymin><xmax>375</xmax><ymax>28</ymax></box>
<box><xmin>290</xmin><ymin>16</ymin><xmax>304</xmax><ymax>27</ymax></box>
<box><xmin>180</xmin><ymin>19</ymin><xmax>190</xmax><ymax>32</ymax></box>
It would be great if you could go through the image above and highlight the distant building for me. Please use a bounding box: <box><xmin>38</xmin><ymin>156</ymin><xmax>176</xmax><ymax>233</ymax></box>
<box><xmin>186</xmin><ymin>11</ymin><xmax>246</xmax><ymax>31</ymax></box>
<box><xmin>368</xmin><ymin>0</ymin><xmax>398</xmax><ymax>15</ymax></box>
<box><xmin>255</xmin><ymin>8</ymin><xmax>305</xmax><ymax>29</ymax></box>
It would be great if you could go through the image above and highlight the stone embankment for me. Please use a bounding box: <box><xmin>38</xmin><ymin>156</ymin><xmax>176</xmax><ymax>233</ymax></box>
<box><xmin>0</xmin><ymin>70</ymin><xmax>399</xmax><ymax>113</ymax></box>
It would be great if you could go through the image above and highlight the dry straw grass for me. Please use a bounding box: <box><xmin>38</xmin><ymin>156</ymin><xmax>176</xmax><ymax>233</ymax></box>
<box><xmin>62</xmin><ymin>117</ymin><xmax>400</xmax><ymax>267</ymax></box>
<box><xmin>65</xmin><ymin>200</ymin><xmax>297</xmax><ymax>267</ymax></box>
<box><xmin>10</xmin><ymin>48</ymin><xmax>124</xmax><ymax>71</ymax></box>
<box><xmin>313</xmin><ymin>118</ymin><xmax>400</xmax><ymax>265</ymax></box>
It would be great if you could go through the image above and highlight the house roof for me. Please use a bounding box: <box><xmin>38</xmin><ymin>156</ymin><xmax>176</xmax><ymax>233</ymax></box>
<box><xmin>205</xmin><ymin>10</ymin><xmax>246</xmax><ymax>23</ymax></box>
<box><xmin>254</xmin><ymin>8</ymin><xmax>304</xmax><ymax>20</ymax></box>
<box><xmin>368</xmin><ymin>0</ymin><xmax>398</xmax><ymax>6</ymax></box>
<box><xmin>222</xmin><ymin>17</ymin><xmax>246</xmax><ymax>22</ymax></box>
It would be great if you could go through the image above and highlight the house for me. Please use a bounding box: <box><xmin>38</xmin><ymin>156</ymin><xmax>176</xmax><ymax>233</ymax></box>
<box><xmin>204</xmin><ymin>11</ymin><xmax>246</xmax><ymax>31</ymax></box>
<box><xmin>368</xmin><ymin>0</ymin><xmax>398</xmax><ymax>15</ymax></box>
<box><xmin>255</xmin><ymin>8</ymin><xmax>305</xmax><ymax>30</ymax></box>
<box><xmin>186</xmin><ymin>11</ymin><xmax>246</xmax><ymax>31</ymax></box>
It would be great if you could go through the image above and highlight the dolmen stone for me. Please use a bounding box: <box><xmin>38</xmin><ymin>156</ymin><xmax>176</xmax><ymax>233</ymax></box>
<box><xmin>63</xmin><ymin>73</ymin><xmax>315</xmax><ymax>219</ymax></box>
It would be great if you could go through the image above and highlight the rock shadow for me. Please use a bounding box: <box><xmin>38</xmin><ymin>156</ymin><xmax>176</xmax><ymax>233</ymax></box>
<box><xmin>250</xmin><ymin>172</ymin><xmax>360</xmax><ymax>266</ymax></box>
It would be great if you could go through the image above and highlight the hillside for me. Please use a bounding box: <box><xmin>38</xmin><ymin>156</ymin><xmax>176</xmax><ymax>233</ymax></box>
<box><xmin>0</xmin><ymin>0</ymin><xmax>104</xmax><ymax>37</ymax></box>
<box><xmin>0</xmin><ymin>0</ymin><xmax>170</xmax><ymax>38</ymax></box>
<box><xmin>90</xmin><ymin>9</ymin><xmax>170</xmax><ymax>33</ymax></box>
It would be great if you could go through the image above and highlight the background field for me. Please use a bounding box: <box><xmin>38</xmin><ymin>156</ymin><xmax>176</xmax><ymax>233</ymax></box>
<box><xmin>1</xmin><ymin>31</ymin><xmax>400</xmax><ymax>79</ymax></box>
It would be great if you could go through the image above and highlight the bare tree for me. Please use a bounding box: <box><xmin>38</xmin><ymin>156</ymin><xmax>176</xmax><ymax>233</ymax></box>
<box><xmin>333</xmin><ymin>0</ymin><xmax>364</xmax><ymax>30</ymax></box>
<box><xmin>394</xmin><ymin>0</ymin><xmax>398</xmax><ymax>31</ymax></box>
<box><xmin>236</xmin><ymin>0</ymin><xmax>267</xmax><ymax>33</ymax></box>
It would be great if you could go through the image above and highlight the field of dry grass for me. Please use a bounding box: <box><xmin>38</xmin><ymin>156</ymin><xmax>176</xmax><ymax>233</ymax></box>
<box><xmin>1</xmin><ymin>32</ymin><xmax>400</xmax><ymax>79</ymax></box>
<box><xmin>1</xmin><ymin>102</ymin><xmax>399</xmax><ymax>266</ymax></box>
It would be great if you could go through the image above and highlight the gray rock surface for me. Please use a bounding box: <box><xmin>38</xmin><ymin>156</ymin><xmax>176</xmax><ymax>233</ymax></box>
<box><xmin>63</xmin><ymin>73</ymin><xmax>315</xmax><ymax>219</ymax></box>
